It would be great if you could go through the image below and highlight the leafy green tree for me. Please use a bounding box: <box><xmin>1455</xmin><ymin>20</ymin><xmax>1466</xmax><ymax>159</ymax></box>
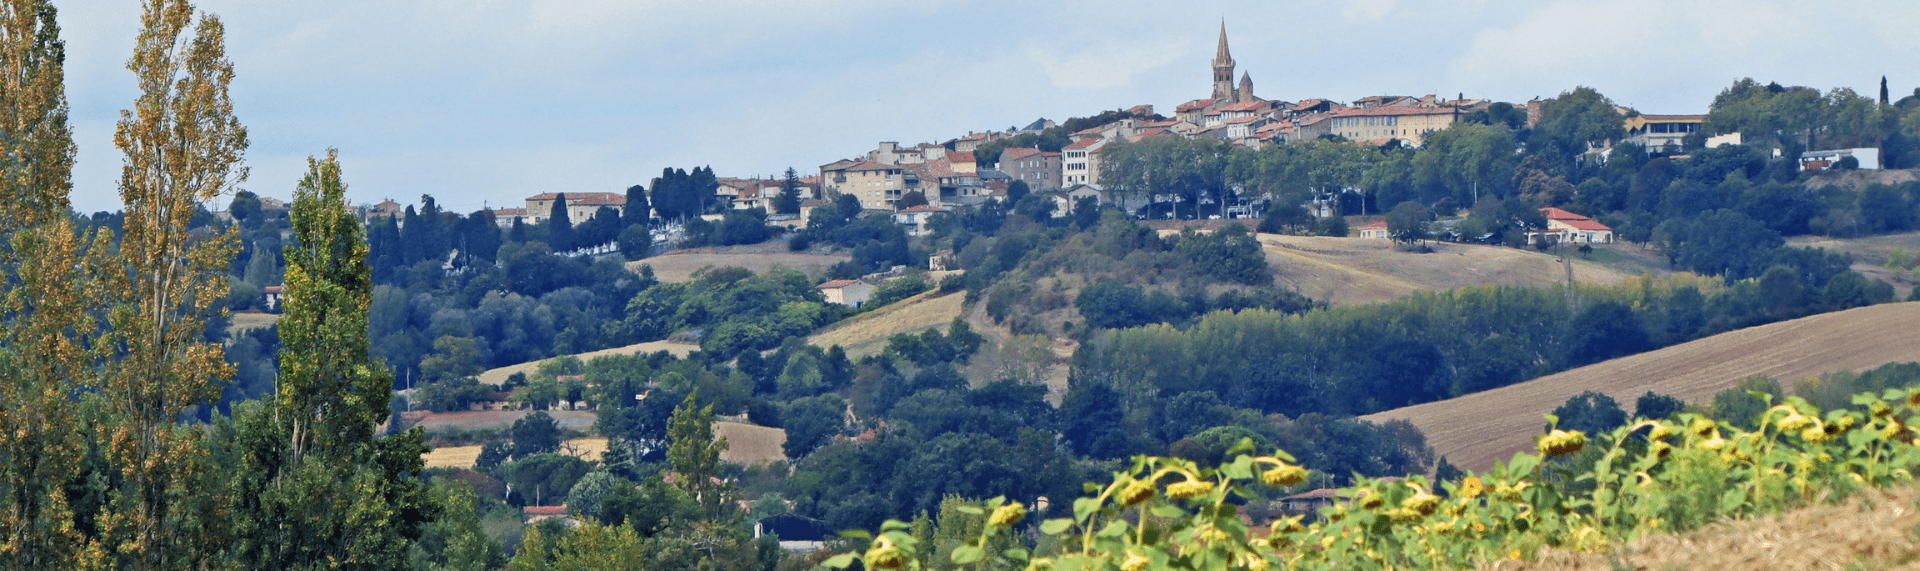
<box><xmin>229</xmin><ymin>189</ymin><xmax>263</xmax><ymax>224</ymax></box>
<box><xmin>1548</xmin><ymin>391</ymin><xmax>1628</xmax><ymax>437</ymax></box>
<box><xmin>1384</xmin><ymin>201</ymin><xmax>1432</xmax><ymax>244</ymax></box>
<box><xmin>782</xmin><ymin>394</ymin><xmax>845</xmax><ymax>459</ymax></box>
<box><xmin>513</xmin><ymin>411</ymin><xmax>565</xmax><ymax>458</ymax></box>
<box><xmin>496</xmin><ymin>453</ymin><xmax>592</xmax><ymax>507</ymax></box>
<box><xmin>1634</xmin><ymin>391</ymin><xmax>1686</xmax><ymax>420</ymax></box>
<box><xmin>1711</xmin><ymin>375</ymin><xmax>1785</xmax><ymax>430</ymax></box>
<box><xmin>666</xmin><ymin>392</ymin><xmax>730</xmax><ymax>516</ymax></box>
<box><xmin>1564</xmin><ymin>301</ymin><xmax>1652</xmax><ymax>367</ymax></box>
<box><xmin>228</xmin><ymin>150</ymin><xmax>437</xmax><ymax>571</ymax></box>
<box><xmin>413</xmin><ymin>480</ymin><xmax>505</xmax><ymax>571</ymax></box>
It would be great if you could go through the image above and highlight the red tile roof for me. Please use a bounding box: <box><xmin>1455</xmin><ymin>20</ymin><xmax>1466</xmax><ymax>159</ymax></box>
<box><xmin>1558</xmin><ymin>219</ymin><xmax>1612</xmax><ymax>231</ymax></box>
<box><xmin>1217</xmin><ymin>101</ymin><xmax>1268</xmax><ymax>112</ymax></box>
<box><xmin>845</xmin><ymin>161</ymin><xmax>897</xmax><ymax>172</ymax></box>
<box><xmin>1293</xmin><ymin>98</ymin><xmax>1328</xmax><ymax>110</ymax></box>
<box><xmin>1064</xmin><ymin>138</ymin><xmax>1103</xmax><ymax>150</ymax></box>
<box><xmin>818</xmin><ymin>279</ymin><xmax>863</xmax><ymax>289</ymax></box>
<box><xmin>524</xmin><ymin>506</ymin><xmax>568</xmax><ymax>517</ymax></box>
<box><xmin>1539</xmin><ymin>207</ymin><xmax>1587</xmax><ymax>220</ymax></box>
<box><xmin>949</xmin><ymin>151</ymin><xmax>976</xmax><ymax>163</ymax></box>
<box><xmin>1330</xmin><ymin>106</ymin><xmax>1456</xmax><ymax>118</ymax></box>
<box><xmin>526</xmin><ymin>192</ymin><xmax>625</xmax><ymax>204</ymax></box>
<box><xmin>1176</xmin><ymin>98</ymin><xmax>1217</xmax><ymax>112</ymax></box>
<box><xmin>1359</xmin><ymin>221</ymin><xmax>1389</xmax><ymax>228</ymax></box>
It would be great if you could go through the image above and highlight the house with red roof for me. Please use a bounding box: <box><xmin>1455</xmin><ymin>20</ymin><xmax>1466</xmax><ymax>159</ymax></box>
<box><xmin>1062</xmin><ymin>137</ymin><xmax>1107</xmax><ymax>186</ymax></box>
<box><xmin>524</xmin><ymin>192</ymin><xmax>626</xmax><ymax>225</ymax></box>
<box><xmin>999</xmin><ymin>147</ymin><xmax>1062</xmax><ymax>191</ymax></box>
<box><xmin>1356</xmin><ymin>220</ymin><xmax>1390</xmax><ymax>239</ymax></box>
<box><xmin>1531</xmin><ymin>207</ymin><xmax>1613</xmax><ymax>244</ymax></box>
<box><xmin>892</xmin><ymin>204</ymin><xmax>950</xmax><ymax>236</ymax></box>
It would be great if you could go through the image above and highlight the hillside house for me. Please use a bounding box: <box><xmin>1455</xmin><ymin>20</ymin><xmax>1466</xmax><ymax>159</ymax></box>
<box><xmin>1800</xmin><ymin>148</ymin><xmax>1882</xmax><ymax>171</ymax></box>
<box><xmin>1622</xmin><ymin>114</ymin><xmax>1704</xmax><ymax>153</ymax></box>
<box><xmin>999</xmin><ymin>148</ymin><xmax>1062</xmax><ymax>191</ymax></box>
<box><xmin>262</xmin><ymin>285</ymin><xmax>284</xmax><ymax>310</ymax></box>
<box><xmin>1530</xmin><ymin>207</ymin><xmax>1614</xmax><ymax>244</ymax></box>
<box><xmin>490</xmin><ymin>207</ymin><xmax>528</xmax><ymax>228</ymax></box>
<box><xmin>1061</xmin><ymin>137</ymin><xmax>1106</xmax><ymax>186</ymax></box>
<box><xmin>818</xmin><ymin>279</ymin><xmax>876</xmax><ymax>308</ymax></box>
<box><xmin>1356</xmin><ymin>221</ymin><xmax>1390</xmax><ymax>239</ymax></box>
<box><xmin>1053</xmin><ymin>184</ymin><xmax>1105</xmax><ymax>215</ymax></box>
<box><xmin>892</xmin><ymin>205</ymin><xmax>949</xmax><ymax>236</ymax></box>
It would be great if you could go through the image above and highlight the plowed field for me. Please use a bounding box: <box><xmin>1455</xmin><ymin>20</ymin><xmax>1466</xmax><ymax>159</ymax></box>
<box><xmin>1363</xmin><ymin>302</ymin><xmax>1920</xmax><ymax>472</ymax></box>
<box><xmin>1258</xmin><ymin>235</ymin><xmax>1652</xmax><ymax>305</ymax></box>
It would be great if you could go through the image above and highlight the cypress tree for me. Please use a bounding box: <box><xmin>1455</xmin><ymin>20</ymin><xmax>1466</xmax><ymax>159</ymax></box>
<box><xmin>624</xmin><ymin>183</ymin><xmax>650</xmax><ymax>225</ymax></box>
<box><xmin>548</xmin><ymin>192</ymin><xmax>573</xmax><ymax>251</ymax></box>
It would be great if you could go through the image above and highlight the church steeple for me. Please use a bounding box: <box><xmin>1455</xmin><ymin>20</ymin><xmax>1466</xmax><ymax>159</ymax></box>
<box><xmin>1211</xmin><ymin>20</ymin><xmax>1236</xmax><ymax>102</ymax></box>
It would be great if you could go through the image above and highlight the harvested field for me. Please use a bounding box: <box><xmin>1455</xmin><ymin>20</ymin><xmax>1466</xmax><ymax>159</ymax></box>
<box><xmin>422</xmin><ymin>437</ymin><xmax>609</xmax><ymax>469</ymax></box>
<box><xmin>476</xmin><ymin>341</ymin><xmax>698</xmax><ymax>387</ymax></box>
<box><xmin>227</xmin><ymin>311</ymin><xmax>280</xmax><ymax>336</ymax></box>
<box><xmin>1258</xmin><ymin>235</ymin><xmax>1650</xmax><ymax>305</ymax></box>
<box><xmin>629</xmin><ymin>241</ymin><xmax>848</xmax><ymax>283</ymax></box>
<box><xmin>405</xmin><ymin>409</ymin><xmax>598</xmax><ymax>432</ymax></box>
<box><xmin>1502</xmin><ymin>485</ymin><xmax>1920</xmax><ymax>570</ymax></box>
<box><xmin>1364</xmin><ymin>302</ymin><xmax>1920</xmax><ymax>472</ymax></box>
<box><xmin>808</xmin><ymin>289</ymin><xmax>966</xmax><ymax>358</ymax></box>
<box><xmin>716</xmin><ymin>422</ymin><xmax>786</xmax><ymax>466</ymax></box>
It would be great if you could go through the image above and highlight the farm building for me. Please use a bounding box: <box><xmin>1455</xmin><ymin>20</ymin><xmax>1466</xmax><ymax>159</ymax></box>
<box><xmin>818</xmin><ymin>279</ymin><xmax>876</xmax><ymax>308</ymax></box>
<box><xmin>1356</xmin><ymin>221</ymin><xmax>1389</xmax><ymax>239</ymax></box>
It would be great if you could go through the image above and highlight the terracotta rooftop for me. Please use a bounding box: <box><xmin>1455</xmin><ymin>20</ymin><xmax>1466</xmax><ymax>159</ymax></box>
<box><xmin>1001</xmin><ymin>147</ymin><xmax>1043</xmax><ymax>161</ymax></box>
<box><xmin>1064</xmin><ymin>138</ymin><xmax>1104</xmax><ymax>150</ymax></box>
<box><xmin>1176</xmin><ymin>98</ymin><xmax>1218</xmax><ymax>112</ymax></box>
<box><xmin>949</xmin><ymin>151</ymin><xmax>976</xmax><ymax>163</ymax></box>
<box><xmin>1539</xmin><ymin>207</ymin><xmax>1588</xmax><ymax>220</ymax></box>
<box><xmin>818</xmin><ymin>279</ymin><xmax>863</xmax><ymax>289</ymax></box>
<box><xmin>1558</xmin><ymin>218</ymin><xmax>1612</xmax><ymax>231</ymax></box>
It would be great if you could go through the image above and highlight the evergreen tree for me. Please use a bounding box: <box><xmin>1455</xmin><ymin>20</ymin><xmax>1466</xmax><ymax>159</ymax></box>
<box><xmin>228</xmin><ymin>150</ymin><xmax>435</xmax><ymax>570</ymax></box>
<box><xmin>0</xmin><ymin>2</ymin><xmax>98</xmax><ymax>567</ymax></box>
<box><xmin>399</xmin><ymin>204</ymin><xmax>422</xmax><ymax>263</ymax></box>
<box><xmin>775</xmin><ymin>167</ymin><xmax>803</xmax><ymax>214</ymax></box>
<box><xmin>547</xmin><ymin>192</ymin><xmax>573</xmax><ymax>252</ymax></box>
<box><xmin>96</xmin><ymin>2</ymin><xmax>249</xmax><ymax>567</ymax></box>
<box><xmin>690</xmin><ymin>165</ymin><xmax>720</xmax><ymax>215</ymax></box>
<box><xmin>624</xmin><ymin>183</ymin><xmax>650</xmax><ymax>225</ymax></box>
<box><xmin>459</xmin><ymin>209</ymin><xmax>502</xmax><ymax>266</ymax></box>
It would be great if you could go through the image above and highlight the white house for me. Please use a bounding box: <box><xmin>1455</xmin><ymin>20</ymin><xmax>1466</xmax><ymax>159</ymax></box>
<box><xmin>1356</xmin><ymin>221</ymin><xmax>1389</xmax><ymax>239</ymax></box>
<box><xmin>1531</xmin><ymin>207</ymin><xmax>1614</xmax><ymax>244</ymax></box>
<box><xmin>818</xmin><ymin>279</ymin><xmax>877</xmax><ymax>308</ymax></box>
<box><xmin>891</xmin><ymin>205</ymin><xmax>949</xmax><ymax>236</ymax></box>
<box><xmin>1800</xmin><ymin>148</ymin><xmax>1882</xmax><ymax>171</ymax></box>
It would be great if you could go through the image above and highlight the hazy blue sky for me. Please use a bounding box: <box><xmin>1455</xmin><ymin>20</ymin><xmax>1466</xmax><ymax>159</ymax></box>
<box><xmin>59</xmin><ymin>0</ymin><xmax>1920</xmax><ymax>213</ymax></box>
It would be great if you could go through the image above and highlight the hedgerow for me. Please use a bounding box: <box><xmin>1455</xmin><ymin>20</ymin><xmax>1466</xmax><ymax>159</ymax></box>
<box><xmin>826</xmin><ymin>386</ymin><xmax>1920</xmax><ymax>570</ymax></box>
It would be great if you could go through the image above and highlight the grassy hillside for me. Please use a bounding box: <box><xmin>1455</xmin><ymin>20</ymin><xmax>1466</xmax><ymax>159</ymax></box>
<box><xmin>806</xmin><ymin>288</ymin><xmax>967</xmax><ymax>358</ymax></box>
<box><xmin>1257</xmin><ymin>235</ymin><xmax>1660</xmax><ymax>305</ymax></box>
<box><xmin>627</xmin><ymin>241</ymin><xmax>848</xmax><ymax>283</ymax></box>
<box><xmin>1362</xmin><ymin>301</ymin><xmax>1920</xmax><ymax>472</ymax></box>
<box><xmin>1788</xmin><ymin>229</ymin><xmax>1920</xmax><ymax>298</ymax></box>
<box><xmin>475</xmin><ymin>340</ymin><xmax>698</xmax><ymax>387</ymax></box>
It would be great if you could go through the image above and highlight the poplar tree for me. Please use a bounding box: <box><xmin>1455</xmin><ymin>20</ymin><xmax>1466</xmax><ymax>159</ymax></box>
<box><xmin>0</xmin><ymin>1</ymin><xmax>100</xmax><ymax>568</ymax></box>
<box><xmin>228</xmin><ymin>150</ymin><xmax>434</xmax><ymax>570</ymax></box>
<box><xmin>93</xmin><ymin>1</ymin><xmax>247</xmax><ymax>568</ymax></box>
<box><xmin>666</xmin><ymin>393</ymin><xmax>730</xmax><ymax>516</ymax></box>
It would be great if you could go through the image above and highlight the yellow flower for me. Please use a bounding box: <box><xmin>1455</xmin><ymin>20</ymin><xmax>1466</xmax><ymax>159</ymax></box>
<box><xmin>989</xmin><ymin>502</ymin><xmax>1027</xmax><ymax>527</ymax></box>
<box><xmin>866</xmin><ymin>537</ymin><xmax>907</xmax><ymax>570</ymax></box>
<box><xmin>1689</xmin><ymin>417</ymin><xmax>1718</xmax><ymax>436</ymax></box>
<box><xmin>1459</xmin><ymin>476</ymin><xmax>1484</xmax><ymax>498</ymax></box>
<box><xmin>1166</xmin><ymin>479</ymin><xmax>1215</xmax><ymax>500</ymax></box>
<box><xmin>1357</xmin><ymin>491</ymin><xmax>1386</xmax><ymax>510</ymax></box>
<box><xmin>1402</xmin><ymin>491</ymin><xmax>1441</xmax><ymax>516</ymax></box>
<box><xmin>1648</xmin><ymin>441</ymin><xmax>1673</xmax><ymax>460</ymax></box>
<box><xmin>1538</xmin><ymin>429</ymin><xmax>1587</xmax><ymax>457</ymax></box>
<box><xmin>1906</xmin><ymin>390</ymin><xmax>1920</xmax><ymax>409</ymax></box>
<box><xmin>1261</xmin><ymin>463</ymin><xmax>1307</xmax><ymax>488</ymax></box>
<box><xmin>1648</xmin><ymin>422</ymin><xmax>1677</xmax><ymax>440</ymax></box>
<box><xmin>1700</xmin><ymin>435</ymin><xmax>1727</xmax><ymax>451</ymax></box>
<box><xmin>1119</xmin><ymin>479</ymin><xmax>1155</xmax><ymax>506</ymax></box>
<box><xmin>1120</xmin><ymin>551</ymin><xmax>1150</xmax><ymax>571</ymax></box>
<box><xmin>1778</xmin><ymin>411</ymin><xmax>1812</xmax><ymax>431</ymax></box>
<box><xmin>1270</xmin><ymin>516</ymin><xmax>1304</xmax><ymax>535</ymax></box>
<box><xmin>1801</xmin><ymin>426</ymin><xmax>1830</xmax><ymax>443</ymax></box>
<box><xmin>1026</xmin><ymin>557</ymin><xmax>1055</xmax><ymax>571</ymax></box>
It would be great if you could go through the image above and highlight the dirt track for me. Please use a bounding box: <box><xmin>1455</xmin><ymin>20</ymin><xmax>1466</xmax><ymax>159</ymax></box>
<box><xmin>1363</xmin><ymin>302</ymin><xmax>1920</xmax><ymax>473</ymax></box>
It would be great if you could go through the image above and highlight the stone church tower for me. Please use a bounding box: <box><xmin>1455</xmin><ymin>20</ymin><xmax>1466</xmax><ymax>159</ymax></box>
<box><xmin>1211</xmin><ymin>21</ymin><xmax>1236</xmax><ymax>102</ymax></box>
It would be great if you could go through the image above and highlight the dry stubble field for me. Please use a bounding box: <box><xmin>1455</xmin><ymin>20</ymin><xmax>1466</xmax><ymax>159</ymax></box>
<box><xmin>475</xmin><ymin>340</ymin><xmax>699</xmax><ymax>387</ymax></box>
<box><xmin>628</xmin><ymin>241</ymin><xmax>849</xmax><ymax>283</ymax></box>
<box><xmin>807</xmin><ymin>288</ymin><xmax>967</xmax><ymax>358</ymax></box>
<box><xmin>1363</xmin><ymin>302</ymin><xmax>1920</xmax><ymax>473</ymax></box>
<box><xmin>1258</xmin><ymin>235</ymin><xmax>1649</xmax><ymax>305</ymax></box>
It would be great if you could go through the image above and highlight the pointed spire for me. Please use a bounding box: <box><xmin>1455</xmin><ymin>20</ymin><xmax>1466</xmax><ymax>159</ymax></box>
<box><xmin>1215</xmin><ymin>19</ymin><xmax>1232</xmax><ymax>63</ymax></box>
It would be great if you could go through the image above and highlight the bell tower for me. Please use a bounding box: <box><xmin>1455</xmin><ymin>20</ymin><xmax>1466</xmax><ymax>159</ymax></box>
<box><xmin>1211</xmin><ymin>20</ymin><xmax>1236</xmax><ymax>102</ymax></box>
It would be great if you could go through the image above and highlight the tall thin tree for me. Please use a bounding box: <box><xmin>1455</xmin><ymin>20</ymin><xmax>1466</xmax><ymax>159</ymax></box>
<box><xmin>228</xmin><ymin>150</ymin><xmax>434</xmax><ymax>570</ymax></box>
<box><xmin>0</xmin><ymin>2</ymin><xmax>100</xmax><ymax>569</ymax></box>
<box><xmin>93</xmin><ymin>1</ymin><xmax>247</xmax><ymax>568</ymax></box>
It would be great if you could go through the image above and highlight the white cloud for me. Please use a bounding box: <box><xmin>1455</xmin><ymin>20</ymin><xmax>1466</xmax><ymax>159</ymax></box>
<box><xmin>1028</xmin><ymin>40</ymin><xmax>1189</xmax><ymax>90</ymax></box>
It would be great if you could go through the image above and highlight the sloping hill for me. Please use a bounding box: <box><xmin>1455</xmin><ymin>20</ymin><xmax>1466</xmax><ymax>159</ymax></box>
<box><xmin>1258</xmin><ymin>235</ymin><xmax>1656</xmax><ymax>305</ymax></box>
<box><xmin>476</xmin><ymin>340</ymin><xmax>699</xmax><ymax>387</ymax></box>
<box><xmin>1362</xmin><ymin>302</ymin><xmax>1920</xmax><ymax>472</ymax></box>
<box><xmin>629</xmin><ymin>241</ymin><xmax>848</xmax><ymax>283</ymax></box>
<box><xmin>807</xmin><ymin>288</ymin><xmax>967</xmax><ymax>358</ymax></box>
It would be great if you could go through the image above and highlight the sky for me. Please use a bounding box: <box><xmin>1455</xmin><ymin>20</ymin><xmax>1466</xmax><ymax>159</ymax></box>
<box><xmin>58</xmin><ymin>0</ymin><xmax>1920</xmax><ymax>214</ymax></box>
